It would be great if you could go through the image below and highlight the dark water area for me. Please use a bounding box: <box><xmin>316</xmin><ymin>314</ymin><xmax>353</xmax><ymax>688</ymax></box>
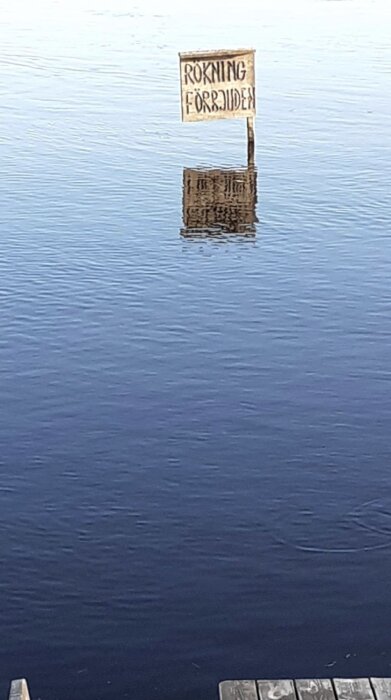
<box><xmin>1</xmin><ymin>1</ymin><xmax>391</xmax><ymax>698</ymax></box>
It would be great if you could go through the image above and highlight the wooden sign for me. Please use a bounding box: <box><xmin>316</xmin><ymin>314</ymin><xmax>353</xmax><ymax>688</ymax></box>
<box><xmin>181</xmin><ymin>167</ymin><xmax>257</xmax><ymax>238</ymax></box>
<box><xmin>179</xmin><ymin>49</ymin><xmax>256</xmax><ymax>123</ymax></box>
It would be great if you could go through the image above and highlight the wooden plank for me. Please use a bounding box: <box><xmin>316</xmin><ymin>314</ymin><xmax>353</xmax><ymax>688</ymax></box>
<box><xmin>371</xmin><ymin>679</ymin><xmax>391</xmax><ymax>700</ymax></box>
<box><xmin>180</xmin><ymin>48</ymin><xmax>252</xmax><ymax>60</ymax></box>
<box><xmin>258</xmin><ymin>680</ymin><xmax>296</xmax><ymax>700</ymax></box>
<box><xmin>219</xmin><ymin>680</ymin><xmax>259</xmax><ymax>700</ymax></box>
<box><xmin>333</xmin><ymin>679</ymin><xmax>375</xmax><ymax>700</ymax></box>
<box><xmin>296</xmin><ymin>679</ymin><xmax>336</xmax><ymax>700</ymax></box>
<box><xmin>9</xmin><ymin>680</ymin><xmax>30</xmax><ymax>700</ymax></box>
<box><xmin>219</xmin><ymin>677</ymin><xmax>391</xmax><ymax>700</ymax></box>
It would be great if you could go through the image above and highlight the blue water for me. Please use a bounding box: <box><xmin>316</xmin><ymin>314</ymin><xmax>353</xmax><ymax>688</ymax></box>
<box><xmin>1</xmin><ymin>1</ymin><xmax>391</xmax><ymax>699</ymax></box>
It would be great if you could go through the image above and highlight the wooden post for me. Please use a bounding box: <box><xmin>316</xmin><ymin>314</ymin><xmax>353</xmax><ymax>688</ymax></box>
<box><xmin>247</xmin><ymin>117</ymin><xmax>255</xmax><ymax>167</ymax></box>
<box><xmin>9</xmin><ymin>680</ymin><xmax>31</xmax><ymax>700</ymax></box>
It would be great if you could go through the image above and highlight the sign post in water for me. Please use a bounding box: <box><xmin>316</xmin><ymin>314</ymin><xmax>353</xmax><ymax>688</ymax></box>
<box><xmin>179</xmin><ymin>48</ymin><xmax>256</xmax><ymax>164</ymax></box>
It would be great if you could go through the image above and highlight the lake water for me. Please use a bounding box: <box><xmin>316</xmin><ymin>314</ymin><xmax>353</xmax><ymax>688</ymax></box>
<box><xmin>1</xmin><ymin>1</ymin><xmax>391</xmax><ymax>699</ymax></box>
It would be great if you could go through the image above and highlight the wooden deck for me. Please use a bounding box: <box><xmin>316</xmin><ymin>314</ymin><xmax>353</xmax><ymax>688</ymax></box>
<box><xmin>7</xmin><ymin>677</ymin><xmax>391</xmax><ymax>700</ymax></box>
<box><xmin>220</xmin><ymin>679</ymin><xmax>391</xmax><ymax>700</ymax></box>
<box><xmin>8</xmin><ymin>680</ymin><xmax>30</xmax><ymax>700</ymax></box>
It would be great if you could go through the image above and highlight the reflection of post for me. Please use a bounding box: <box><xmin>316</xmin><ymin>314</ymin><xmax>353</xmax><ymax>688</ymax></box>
<box><xmin>247</xmin><ymin>117</ymin><xmax>255</xmax><ymax>167</ymax></box>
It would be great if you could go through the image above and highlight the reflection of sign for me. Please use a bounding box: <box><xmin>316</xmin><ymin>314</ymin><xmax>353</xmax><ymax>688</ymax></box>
<box><xmin>181</xmin><ymin>167</ymin><xmax>257</xmax><ymax>238</ymax></box>
<box><xmin>179</xmin><ymin>49</ymin><xmax>256</xmax><ymax>123</ymax></box>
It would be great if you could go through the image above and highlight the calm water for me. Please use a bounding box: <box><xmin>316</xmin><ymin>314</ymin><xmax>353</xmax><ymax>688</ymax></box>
<box><xmin>1</xmin><ymin>1</ymin><xmax>391</xmax><ymax>698</ymax></box>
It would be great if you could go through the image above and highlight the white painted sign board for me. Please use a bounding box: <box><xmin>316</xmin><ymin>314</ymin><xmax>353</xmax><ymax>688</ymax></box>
<box><xmin>179</xmin><ymin>48</ymin><xmax>256</xmax><ymax>123</ymax></box>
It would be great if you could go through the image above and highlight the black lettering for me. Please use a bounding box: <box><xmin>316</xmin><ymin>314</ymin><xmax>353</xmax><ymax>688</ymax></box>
<box><xmin>218</xmin><ymin>89</ymin><xmax>227</xmax><ymax>110</ymax></box>
<box><xmin>202</xmin><ymin>61</ymin><xmax>213</xmax><ymax>84</ymax></box>
<box><xmin>195</xmin><ymin>91</ymin><xmax>203</xmax><ymax>113</ymax></box>
<box><xmin>233</xmin><ymin>89</ymin><xmax>241</xmax><ymax>110</ymax></box>
<box><xmin>241</xmin><ymin>87</ymin><xmax>247</xmax><ymax>110</ymax></box>
<box><xmin>247</xmin><ymin>86</ymin><xmax>255</xmax><ymax>109</ymax></box>
<box><xmin>184</xmin><ymin>63</ymin><xmax>194</xmax><ymax>85</ymax></box>
<box><xmin>210</xmin><ymin>61</ymin><xmax>220</xmax><ymax>83</ymax></box>
<box><xmin>227</xmin><ymin>60</ymin><xmax>236</xmax><ymax>81</ymax></box>
<box><xmin>185</xmin><ymin>91</ymin><xmax>193</xmax><ymax>114</ymax></box>
<box><xmin>211</xmin><ymin>90</ymin><xmax>219</xmax><ymax>112</ymax></box>
<box><xmin>193</xmin><ymin>64</ymin><xmax>202</xmax><ymax>83</ymax></box>
<box><xmin>237</xmin><ymin>60</ymin><xmax>246</xmax><ymax>81</ymax></box>
<box><xmin>202</xmin><ymin>91</ymin><xmax>211</xmax><ymax>112</ymax></box>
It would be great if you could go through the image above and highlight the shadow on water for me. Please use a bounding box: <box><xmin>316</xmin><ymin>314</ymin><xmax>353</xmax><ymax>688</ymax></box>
<box><xmin>180</xmin><ymin>165</ymin><xmax>258</xmax><ymax>240</ymax></box>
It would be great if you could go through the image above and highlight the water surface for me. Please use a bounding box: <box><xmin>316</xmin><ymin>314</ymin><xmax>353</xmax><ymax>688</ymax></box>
<box><xmin>1</xmin><ymin>1</ymin><xmax>391</xmax><ymax>699</ymax></box>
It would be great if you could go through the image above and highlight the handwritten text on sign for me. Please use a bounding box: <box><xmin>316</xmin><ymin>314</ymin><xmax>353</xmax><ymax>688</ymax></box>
<box><xmin>179</xmin><ymin>49</ymin><xmax>256</xmax><ymax>122</ymax></box>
